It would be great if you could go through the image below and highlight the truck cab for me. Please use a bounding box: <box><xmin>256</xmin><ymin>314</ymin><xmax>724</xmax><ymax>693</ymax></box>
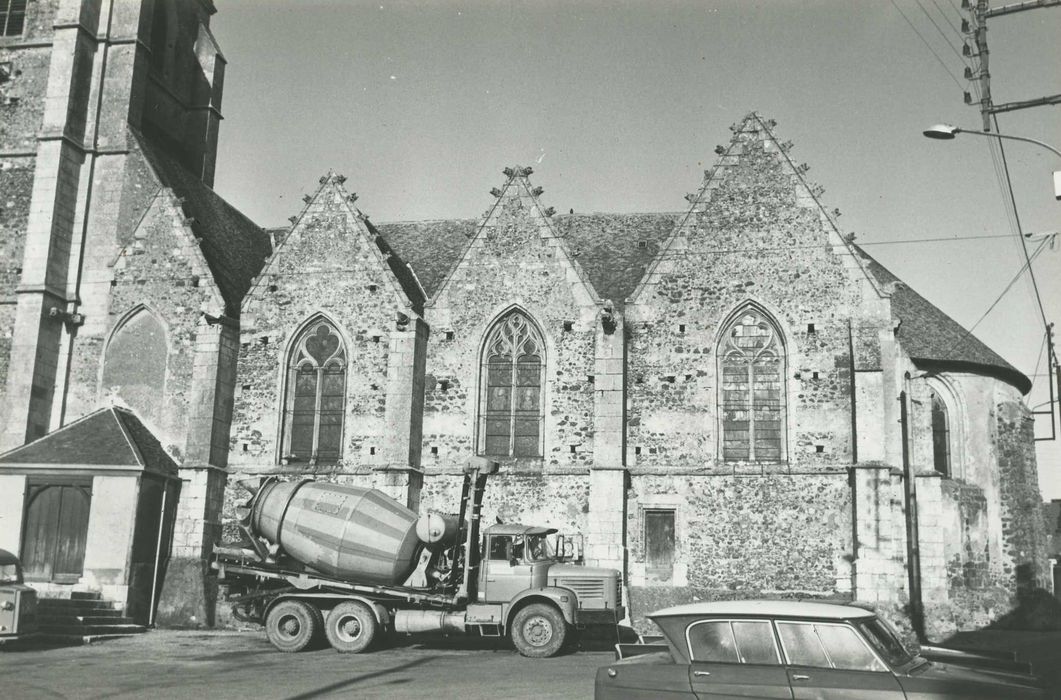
<box><xmin>480</xmin><ymin>525</ymin><xmax>556</xmax><ymax>602</ymax></box>
<box><xmin>0</xmin><ymin>549</ymin><xmax>38</xmax><ymax>644</ymax></box>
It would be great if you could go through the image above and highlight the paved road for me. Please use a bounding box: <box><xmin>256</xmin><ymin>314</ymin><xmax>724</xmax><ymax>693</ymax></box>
<box><xmin>0</xmin><ymin>631</ymin><xmax>610</xmax><ymax>700</ymax></box>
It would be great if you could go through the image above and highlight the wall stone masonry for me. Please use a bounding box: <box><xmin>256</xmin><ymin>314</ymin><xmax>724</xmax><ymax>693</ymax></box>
<box><xmin>0</xmin><ymin>13</ymin><xmax>1048</xmax><ymax>640</ymax></box>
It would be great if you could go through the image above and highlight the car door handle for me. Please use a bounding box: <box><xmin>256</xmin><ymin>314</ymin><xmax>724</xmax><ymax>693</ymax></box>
<box><xmin>791</xmin><ymin>674</ymin><xmax>810</xmax><ymax>681</ymax></box>
<box><xmin>693</xmin><ymin>671</ymin><xmax>711</xmax><ymax>677</ymax></box>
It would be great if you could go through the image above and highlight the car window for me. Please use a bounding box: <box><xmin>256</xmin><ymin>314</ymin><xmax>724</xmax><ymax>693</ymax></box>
<box><xmin>815</xmin><ymin>624</ymin><xmax>887</xmax><ymax>672</ymax></box>
<box><xmin>687</xmin><ymin>621</ymin><xmax>739</xmax><ymax>663</ymax></box>
<box><xmin>687</xmin><ymin>620</ymin><xmax>780</xmax><ymax>665</ymax></box>
<box><xmin>732</xmin><ymin>621</ymin><xmax>779</xmax><ymax>665</ymax></box>
<box><xmin>856</xmin><ymin>617</ymin><xmax>914</xmax><ymax>667</ymax></box>
<box><xmin>778</xmin><ymin>623</ymin><xmax>831</xmax><ymax>667</ymax></box>
<box><xmin>778</xmin><ymin>622</ymin><xmax>887</xmax><ymax>672</ymax></box>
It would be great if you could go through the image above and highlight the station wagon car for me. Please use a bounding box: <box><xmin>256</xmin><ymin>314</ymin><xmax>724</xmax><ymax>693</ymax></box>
<box><xmin>0</xmin><ymin>549</ymin><xmax>38</xmax><ymax>644</ymax></box>
<box><xmin>595</xmin><ymin>601</ymin><xmax>1045</xmax><ymax>699</ymax></box>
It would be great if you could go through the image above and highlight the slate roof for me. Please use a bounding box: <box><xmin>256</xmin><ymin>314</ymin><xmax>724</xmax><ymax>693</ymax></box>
<box><xmin>134</xmin><ymin>131</ymin><xmax>272</xmax><ymax>314</ymax></box>
<box><xmin>853</xmin><ymin>244</ymin><xmax>1030</xmax><ymax>394</ymax></box>
<box><xmin>363</xmin><ymin>219</ymin><xmax>426</xmax><ymax>312</ymax></box>
<box><xmin>0</xmin><ymin>407</ymin><xmax>178</xmax><ymax>474</ymax></box>
<box><xmin>376</xmin><ymin>212</ymin><xmax>677</xmax><ymax>307</ymax></box>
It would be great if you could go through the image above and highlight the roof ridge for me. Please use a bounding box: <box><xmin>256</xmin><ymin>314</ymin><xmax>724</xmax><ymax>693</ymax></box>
<box><xmin>110</xmin><ymin>407</ymin><xmax>146</xmax><ymax>468</ymax></box>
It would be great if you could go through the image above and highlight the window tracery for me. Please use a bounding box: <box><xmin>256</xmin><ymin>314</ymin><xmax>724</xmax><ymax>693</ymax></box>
<box><xmin>479</xmin><ymin>311</ymin><xmax>544</xmax><ymax>457</ymax></box>
<box><xmin>719</xmin><ymin>308</ymin><xmax>786</xmax><ymax>462</ymax></box>
<box><xmin>283</xmin><ymin>319</ymin><xmax>346</xmax><ymax>464</ymax></box>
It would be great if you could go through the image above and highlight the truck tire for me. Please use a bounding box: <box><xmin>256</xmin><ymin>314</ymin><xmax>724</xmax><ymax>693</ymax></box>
<box><xmin>265</xmin><ymin>600</ymin><xmax>320</xmax><ymax>653</ymax></box>
<box><xmin>511</xmin><ymin>603</ymin><xmax>567</xmax><ymax>658</ymax></box>
<box><xmin>324</xmin><ymin>601</ymin><xmax>378</xmax><ymax>653</ymax></box>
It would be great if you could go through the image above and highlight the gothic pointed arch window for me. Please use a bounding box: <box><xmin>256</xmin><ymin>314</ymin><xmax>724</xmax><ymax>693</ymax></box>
<box><xmin>718</xmin><ymin>307</ymin><xmax>786</xmax><ymax>462</ymax></box>
<box><xmin>930</xmin><ymin>389</ymin><xmax>951</xmax><ymax>476</ymax></box>
<box><xmin>283</xmin><ymin>318</ymin><xmax>346</xmax><ymax>465</ymax></box>
<box><xmin>479</xmin><ymin>310</ymin><xmax>545</xmax><ymax>458</ymax></box>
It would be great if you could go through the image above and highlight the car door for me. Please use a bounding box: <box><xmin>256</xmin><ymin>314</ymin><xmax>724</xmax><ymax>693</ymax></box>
<box><xmin>775</xmin><ymin>621</ymin><xmax>904</xmax><ymax>700</ymax></box>
<box><xmin>686</xmin><ymin>619</ymin><xmax>793</xmax><ymax>699</ymax></box>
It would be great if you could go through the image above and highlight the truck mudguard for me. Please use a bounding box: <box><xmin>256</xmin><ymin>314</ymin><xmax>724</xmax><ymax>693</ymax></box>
<box><xmin>507</xmin><ymin>587</ymin><xmax>578</xmax><ymax>627</ymax></box>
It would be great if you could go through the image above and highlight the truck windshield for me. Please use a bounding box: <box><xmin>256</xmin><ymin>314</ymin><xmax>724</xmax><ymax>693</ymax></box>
<box><xmin>525</xmin><ymin>535</ymin><xmax>555</xmax><ymax>562</ymax></box>
<box><xmin>856</xmin><ymin>617</ymin><xmax>915</xmax><ymax>668</ymax></box>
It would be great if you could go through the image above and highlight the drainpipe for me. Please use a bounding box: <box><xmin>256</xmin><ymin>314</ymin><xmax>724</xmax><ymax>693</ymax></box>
<box><xmin>899</xmin><ymin>379</ymin><xmax>925</xmax><ymax>642</ymax></box>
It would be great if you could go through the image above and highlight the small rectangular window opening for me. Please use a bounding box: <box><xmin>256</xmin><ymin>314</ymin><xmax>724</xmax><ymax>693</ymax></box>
<box><xmin>815</xmin><ymin>445</ymin><xmax>825</xmax><ymax>453</ymax></box>
<box><xmin>678</xmin><ymin>324</ymin><xmax>686</xmax><ymax>333</ymax></box>
<box><xmin>242</xmin><ymin>443</ymin><xmax>248</xmax><ymax>452</ymax></box>
<box><xmin>635</xmin><ymin>446</ymin><xmax>642</xmax><ymax>456</ymax></box>
<box><xmin>2</xmin><ymin>2</ymin><xmax>26</xmax><ymax>37</ymax></box>
<box><xmin>812</xmin><ymin>371</ymin><xmax>819</xmax><ymax>380</ymax></box>
<box><xmin>807</xmin><ymin>323</ymin><xmax>816</xmax><ymax>334</ymax></box>
<box><xmin>569</xmin><ymin>445</ymin><xmax>577</xmax><ymax>454</ymax></box>
<box><xmin>637</xmin><ymin>240</ymin><xmax>648</xmax><ymax>249</ymax></box>
<box><xmin>445</xmin><ymin>331</ymin><xmax>455</xmax><ymax>341</ymax></box>
<box><xmin>563</xmin><ymin>321</ymin><xmax>573</xmax><ymax>332</ymax></box>
<box><xmin>430</xmin><ymin>446</ymin><xmax>438</xmax><ymax>455</ymax></box>
<box><xmin>440</xmin><ymin>380</ymin><xmax>450</xmax><ymax>392</ymax></box>
<box><xmin>369</xmin><ymin>446</ymin><xmax>376</xmax><ymax>455</ymax></box>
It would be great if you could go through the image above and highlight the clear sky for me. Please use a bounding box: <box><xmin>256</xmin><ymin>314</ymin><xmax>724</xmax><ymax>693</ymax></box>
<box><xmin>211</xmin><ymin>0</ymin><xmax>1061</xmax><ymax>497</ymax></box>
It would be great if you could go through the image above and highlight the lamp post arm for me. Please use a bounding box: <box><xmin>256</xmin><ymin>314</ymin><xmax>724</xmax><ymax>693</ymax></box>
<box><xmin>958</xmin><ymin>128</ymin><xmax>1061</xmax><ymax>160</ymax></box>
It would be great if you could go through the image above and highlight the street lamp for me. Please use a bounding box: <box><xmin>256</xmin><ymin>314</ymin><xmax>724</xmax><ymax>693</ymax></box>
<box><xmin>923</xmin><ymin>123</ymin><xmax>1061</xmax><ymax>199</ymax></box>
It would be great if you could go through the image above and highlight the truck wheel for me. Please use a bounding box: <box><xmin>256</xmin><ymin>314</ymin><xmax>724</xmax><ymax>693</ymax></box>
<box><xmin>265</xmin><ymin>600</ymin><xmax>320</xmax><ymax>653</ymax></box>
<box><xmin>511</xmin><ymin>603</ymin><xmax>567</xmax><ymax>658</ymax></box>
<box><xmin>324</xmin><ymin>601</ymin><xmax>378</xmax><ymax>653</ymax></box>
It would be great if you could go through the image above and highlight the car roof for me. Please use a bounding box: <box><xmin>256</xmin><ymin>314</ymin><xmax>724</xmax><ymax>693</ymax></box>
<box><xmin>482</xmin><ymin>524</ymin><xmax>557</xmax><ymax>536</ymax></box>
<box><xmin>649</xmin><ymin>600</ymin><xmax>877</xmax><ymax>621</ymax></box>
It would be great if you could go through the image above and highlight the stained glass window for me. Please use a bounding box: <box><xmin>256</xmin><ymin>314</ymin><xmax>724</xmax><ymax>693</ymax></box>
<box><xmin>719</xmin><ymin>308</ymin><xmax>785</xmax><ymax>462</ymax></box>
<box><xmin>480</xmin><ymin>311</ymin><xmax>543</xmax><ymax>457</ymax></box>
<box><xmin>930</xmin><ymin>390</ymin><xmax>950</xmax><ymax>476</ymax></box>
<box><xmin>284</xmin><ymin>319</ymin><xmax>346</xmax><ymax>464</ymax></box>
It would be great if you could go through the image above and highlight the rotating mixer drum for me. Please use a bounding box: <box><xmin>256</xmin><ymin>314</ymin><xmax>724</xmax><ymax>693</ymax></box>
<box><xmin>249</xmin><ymin>479</ymin><xmax>423</xmax><ymax>586</ymax></box>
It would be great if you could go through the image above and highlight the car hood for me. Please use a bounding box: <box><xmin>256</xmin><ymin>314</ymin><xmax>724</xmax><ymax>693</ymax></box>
<box><xmin>548</xmin><ymin>564</ymin><xmax>617</xmax><ymax>578</ymax></box>
<box><xmin>903</xmin><ymin>659</ymin><xmax>1044</xmax><ymax>693</ymax></box>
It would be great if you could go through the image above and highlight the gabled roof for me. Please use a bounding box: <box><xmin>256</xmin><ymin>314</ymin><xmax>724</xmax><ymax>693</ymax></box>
<box><xmin>133</xmin><ymin>130</ymin><xmax>272</xmax><ymax>315</ymax></box>
<box><xmin>0</xmin><ymin>407</ymin><xmax>178</xmax><ymax>475</ymax></box>
<box><xmin>376</xmin><ymin>212</ymin><xmax>676</xmax><ymax>309</ymax></box>
<box><xmin>251</xmin><ymin>173</ymin><xmax>425</xmax><ymax>314</ymax></box>
<box><xmin>422</xmin><ymin>165</ymin><xmax>602</xmax><ymax>308</ymax></box>
<box><xmin>853</xmin><ymin>245</ymin><xmax>1031</xmax><ymax>394</ymax></box>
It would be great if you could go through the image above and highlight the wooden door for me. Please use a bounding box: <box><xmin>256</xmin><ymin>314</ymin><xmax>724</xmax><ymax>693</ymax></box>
<box><xmin>21</xmin><ymin>482</ymin><xmax>92</xmax><ymax>583</ymax></box>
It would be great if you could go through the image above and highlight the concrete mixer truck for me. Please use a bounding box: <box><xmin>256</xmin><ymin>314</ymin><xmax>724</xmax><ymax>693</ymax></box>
<box><xmin>211</xmin><ymin>459</ymin><xmax>625</xmax><ymax>658</ymax></box>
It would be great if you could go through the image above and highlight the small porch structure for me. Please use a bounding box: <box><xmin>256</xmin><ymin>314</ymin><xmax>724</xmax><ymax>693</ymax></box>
<box><xmin>0</xmin><ymin>407</ymin><xmax>181</xmax><ymax>624</ymax></box>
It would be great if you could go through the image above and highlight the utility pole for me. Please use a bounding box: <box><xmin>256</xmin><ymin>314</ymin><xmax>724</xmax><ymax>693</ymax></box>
<box><xmin>961</xmin><ymin>0</ymin><xmax>1061</xmax><ymax>132</ymax></box>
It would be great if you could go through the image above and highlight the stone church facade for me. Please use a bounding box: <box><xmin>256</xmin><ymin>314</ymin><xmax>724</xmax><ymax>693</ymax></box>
<box><xmin>0</xmin><ymin>0</ymin><xmax>1047</xmax><ymax>637</ymax></box>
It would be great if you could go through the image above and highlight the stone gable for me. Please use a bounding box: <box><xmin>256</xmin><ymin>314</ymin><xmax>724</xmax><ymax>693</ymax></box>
<box><xmin>424</xmin><ymin>167</ymin><xmax>606</xmax><ymax>474</ymax></box>
<box><xmin>231</xmin><ymin>173</ymin><xmax>426</xmax><ymax>472</ymax></box>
